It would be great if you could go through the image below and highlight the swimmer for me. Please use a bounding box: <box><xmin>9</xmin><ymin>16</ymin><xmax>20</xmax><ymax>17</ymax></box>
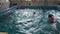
<box><xmin>48</xmin><ymin>14</ymin><xmax>54</xmax><ymax>23</ymax></box>
<box><xmin>8</xmin><ymin>12</ymin><xmax>11</xmax><ymax>16</ymax></box>
<box><xmin>33</xmin><ymin>12</ymin><xmax>35</xmax><ymax>16</ymax></box>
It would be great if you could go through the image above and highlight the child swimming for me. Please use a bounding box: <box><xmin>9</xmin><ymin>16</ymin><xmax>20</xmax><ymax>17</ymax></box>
<box><xmin>48</xmin><ymin>14</ymin><xmax>54</xmax><ymax>23</ymax></box>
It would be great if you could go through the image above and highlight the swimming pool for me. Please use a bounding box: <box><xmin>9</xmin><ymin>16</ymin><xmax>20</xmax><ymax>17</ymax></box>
<box><xmin>13</xmin><ymin>9</ymin><xmax>60</xmax><ymax>34</ymax></box>
<box><xmin>0</xmin><ymin>6</ymin><xmax>60</xmax><ymax>34</ymax></box>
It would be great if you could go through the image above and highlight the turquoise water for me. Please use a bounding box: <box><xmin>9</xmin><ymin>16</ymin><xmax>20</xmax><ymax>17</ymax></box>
<box><xmin>14</xmin><ymin>9</ymin><xmax>59</xmax><ymax>34</ymax></box>
<box><xmin>0</xmin><ymin>9</ymin><xmax>60</xmax><ymax>34</ymax></box>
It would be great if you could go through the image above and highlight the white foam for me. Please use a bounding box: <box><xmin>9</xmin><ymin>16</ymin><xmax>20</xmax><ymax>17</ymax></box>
<box><xmin>51</xmin><ymin>23</ymin><xmax>57</xmax><ymax>30</ymax></box>
<box><xmin>55</xmin><ymin>12</ymin><xmax>60</xmax><ymax>19</ymax></box>
<box><xmin>17</xmin><ymin>19</ymin><xmax>32</xmax><ymax>23</ymax></box>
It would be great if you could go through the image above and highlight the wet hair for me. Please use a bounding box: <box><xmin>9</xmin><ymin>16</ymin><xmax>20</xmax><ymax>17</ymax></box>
<box><xmin>33</xmin><ymin>12</ymin><xmax>35</xmax><ymax>14</ymax></box>
<box><xmin>48</xmin><ymin>14</ymin><xmax>53</xmax><ymax>18</ymax></box>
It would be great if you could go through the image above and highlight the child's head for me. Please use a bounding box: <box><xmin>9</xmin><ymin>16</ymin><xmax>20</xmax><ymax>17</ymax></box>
<box><xmin>32</xmin><ymin>12</ymin><xmax>36</xmax><ymax>16</ymax></box>
<box><xmin>48</xmin><ymin>14</ymin><xmax>53</xmax><ymax>18</ymax></box>
<box><xmin>33</xmin><ymin>12</ymin><xmax>35</xmax><ymax>14</ymax></box>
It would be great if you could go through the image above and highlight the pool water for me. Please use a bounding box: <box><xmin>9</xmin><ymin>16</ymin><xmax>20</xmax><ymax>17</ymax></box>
<box><xmin>13</xmin><ymin>9</ymin><xmax>60</xmax><ymax>34</ymax></box>
<box><xmin>0</xmin><ymin>9</ymin><xmax>60</xmax><ymax>34</ymax></box>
